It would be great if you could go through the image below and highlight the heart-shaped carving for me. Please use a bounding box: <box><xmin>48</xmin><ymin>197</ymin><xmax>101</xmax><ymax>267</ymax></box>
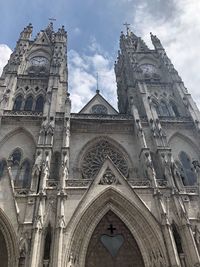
<box><xmin>100</xmin><ymin>234</ymin><xmax>124</xmax><ymax>257</ymax></box>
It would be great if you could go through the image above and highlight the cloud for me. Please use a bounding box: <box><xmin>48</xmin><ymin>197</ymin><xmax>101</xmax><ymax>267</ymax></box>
<box><xmin>133</xmin><ymin>0</ymin><xmax>200</xmax><ymax>107</ymax></box>
<box><xmin>68</xmin><ymin>42</ymin><xmax>116</xmax><ymax>112</ymax></box>
<box><xmin>0</xmin><ymin>44</ymin><xmax>12</xmax><ymax>75</ymax></box>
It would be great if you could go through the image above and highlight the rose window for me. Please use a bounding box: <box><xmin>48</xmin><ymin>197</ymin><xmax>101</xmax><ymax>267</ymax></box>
<box><xmin>81</xmin><ymin>140</ymin><xmax>129</xmax><ymax>179</ymax></box>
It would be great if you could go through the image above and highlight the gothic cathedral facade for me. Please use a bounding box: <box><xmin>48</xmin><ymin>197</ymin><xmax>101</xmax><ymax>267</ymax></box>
<box><xmin>0</xmin><ymin>23</ymin><xmax>200</xmax><ymax>267</ymax></box>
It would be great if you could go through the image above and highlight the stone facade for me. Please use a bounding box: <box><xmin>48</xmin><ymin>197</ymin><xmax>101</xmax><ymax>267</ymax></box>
<box><xmin>0</xmin><ymin>24</ymin><xmax>200</xmax><ymax>267</ymax></box>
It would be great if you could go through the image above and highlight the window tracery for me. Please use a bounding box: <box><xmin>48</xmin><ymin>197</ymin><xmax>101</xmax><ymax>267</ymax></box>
<box><xmin>81</xmin><ymin>140</ymin><xmax>129</xmax><ymax>179</ymax></box>
<box><xmin>91</xmin><ymin>104</ymin><xmax>108</xmax><ymax>114</ymax></box>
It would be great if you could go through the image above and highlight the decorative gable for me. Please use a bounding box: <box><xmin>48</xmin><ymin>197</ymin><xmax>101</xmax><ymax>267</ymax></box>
<box><xmin>79</xmin><ymin>90</ymin><xmax>118</xmax><ymax>115</ymax></box>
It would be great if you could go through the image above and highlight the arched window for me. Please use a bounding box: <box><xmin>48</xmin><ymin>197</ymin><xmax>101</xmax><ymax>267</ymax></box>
<box><xmin>170</xmin><ymin>101</ymin><xmax>180</xmax><ymax>117</ymax></box>
<box><xmin>35</xmin><ymin>95</ymin><xmax>44</xmax><ymax>112</ymax></box>
<box><xmin>13</xmin><ymin>95</ymin><xmax>23</xmax><ymax>111</ymax></box>
<box><xmin>172</xmin><ymin>223</ymin><xmax>183</xmax><ymax>254</ymax></box>
<box><xmin>0</xmin><ymin>160</ymin><xmax>6</xmax><ymax>179</ymax></box>
<box><xmin>50</xmin><ymin>152</ymin><xmax>61</xmax><ymax>180</ymax></box>
<box><xmin>160</xmin><ymin>101</ymin><xmax>170</xmax><ymax>116</ymax></box>
<box><xmin>152</xmin><ymin>101</ymin><xmax>161</xmax><ymax>116</ymax></box>
<box><xmin>24</xmin><ymin>96</ymin><xmax>33</xmax><ymax>111</ymax></box>
<box><xmin>179</xmin><ymin>151</ymin><xmax>197</xmax><ymax>186</ymax></box>
<box><xmin>18</xmin><ymin>160</ymin><xmax>31</xmax><ymax>188</ymax></box>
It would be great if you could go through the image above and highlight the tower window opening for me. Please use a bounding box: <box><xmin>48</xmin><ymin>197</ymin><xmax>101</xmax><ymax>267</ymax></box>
<box><xmin>160</xmin><ymin>101</ymin><xmax>170</xmax><ymax>116</ymax></box>
<box><xmin>35</xmin><ymin>95</ymin><xmax>44</xmax><ymax>112</ymax></box>
<box><xmin>24</xmin><ymin>96</ymin><xmax>33</xmax><ymax>111</ymax></box>
<box><xmin>170</xmin><ymin>101</ymin><xmax>180</xmax><ymax>117</ymax></box>
<box><xmin>13</xmin><ymin>95</ymin><xmax>23</xmax><ymax>111</ymax></box>
<box><xmin>43</xmin><ymin>225</ymin><xmax>52</xmax><ymax>262</ymax></box>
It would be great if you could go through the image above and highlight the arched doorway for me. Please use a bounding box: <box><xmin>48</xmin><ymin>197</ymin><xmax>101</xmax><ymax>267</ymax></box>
<box><xmin>85</xmin><ymin>210</ymin><xmax>144</xmax><ymax>267</ymax></box>
<box><xmin>0</xmin><ymin>230</ymin><xmax>8</xmax><ymax>267</ymax></box>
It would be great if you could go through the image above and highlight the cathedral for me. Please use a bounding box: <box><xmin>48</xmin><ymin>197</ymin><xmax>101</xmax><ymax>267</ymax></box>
<box><xmin>0</xmin><ymin>22</ymin><xmax>200</xmax><ymax>267</ymax></box>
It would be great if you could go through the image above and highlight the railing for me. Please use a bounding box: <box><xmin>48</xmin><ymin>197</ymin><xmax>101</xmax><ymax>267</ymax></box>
<box><xmin>46</xmin><ymin>180</ymin><xmax>59</xmax><ymax>189</ymax></box>
<box><xmin>66</xmin><ymin>179</ymin><xmax>91</xmax><ymax>187</ymax></box>
<box><xmin>3</xmin><ymin>110</ymin><xmax>43</xmax><ymax>117</ymax></box>
<box><xmin>128</xmin><ymin>179</ymin><xmax>151</xmax><ymax>187</ymax></box>
<box><xmin>14</xmin><ymin>188</ymin><xmax>29</xmax><ymax>195</ymax></box>
<box><xmin>158</xmin><ymin>116</ymin><xmax>192</xmax><ymax>123</ymax></box>
<box><xmin>71</xmin><ymin>113</ymin><xmax>133</xmax><ymax>121</ymax></box>
<box><xmin>184</xmin><ymin>186</ymin><xmax>198</xmax><ymax>194</ymax></box>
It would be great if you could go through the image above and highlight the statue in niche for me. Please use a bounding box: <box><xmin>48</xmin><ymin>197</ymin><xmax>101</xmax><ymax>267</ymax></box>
<box><xmin>46</xmin><ymin>117</ymin><xmax>54</xmax><ymax>145</ymax></box>
<box><xmin>39</xmin><ymin>117</ymin><xmax>48</xmax><ymax>145</ymax></box>
<box><xmin>144</xmin><ymin>152</ymin><xmax>156</xmax><ymax>181</ymax></box>
<box><xmin>40</xmin><ymin>152</ymin><xmax>50</xmax><ymax>192</ymax></box>
<box><xmin>62</xmin><ymin>152</ymin><xmax>69</xmax><ymax>180</ymax></box>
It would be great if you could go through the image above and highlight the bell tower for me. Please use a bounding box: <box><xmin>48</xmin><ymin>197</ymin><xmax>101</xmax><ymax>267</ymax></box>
<box><xmin>0</xmin><ymin>22</ymin><xmax>68</xmax><ymax>115</ymax></box>
<box><xmin>115</xmin><ymin>29</ymin><xmax>200</xmax><ymax>125</ymax></box>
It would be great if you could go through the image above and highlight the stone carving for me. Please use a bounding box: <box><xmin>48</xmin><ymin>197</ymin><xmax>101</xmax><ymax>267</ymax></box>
<box><xmin>149</xmin><ymin>248</ymin><xmax>166</xmax><ymax>267</ymax></box>
<box><xmin>81</xmin><ymin>140</ymin><xmax>129</xmax><ymax>179</ymax></box>
<box><xmin>99</xmin><ymin>168</ymin><xmax>119</xmax><ymax>185</ymax></box>
<box><xmin>39</xmin><ymin>117</ymin><xmax>55</xmax><ymax>145</ymax></box>
<box><xmin>62</xmin><ymin>152</ymin><xmax>69</xmax><ymax>180</ymax></box>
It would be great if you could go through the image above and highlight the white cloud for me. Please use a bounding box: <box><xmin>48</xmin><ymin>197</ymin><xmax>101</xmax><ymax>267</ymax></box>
<box><xmin>133</xmin><ymin>0</ymin><xmax>200</xmax><ymax>107</ymax></box>
<box><xmin>68</xmin><ymin>46</ymin><xmax>116</xmax><ymax>112</ymax></box>
<box><xmin>0</xmin><ymin>44</ymin><xmax>12</xmax><ymax>75</ymax></box>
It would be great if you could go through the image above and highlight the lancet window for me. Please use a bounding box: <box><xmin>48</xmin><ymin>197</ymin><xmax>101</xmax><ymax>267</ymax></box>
<box><xmin>35</xmin><ymin>95</ymin><xmax>44</xmax><ymax>112</ymax></box>
<box><xmin>81</xmin><ymin>140</ymin><xmax>129</xmax><ymax>179</ymax></box>
<box><xmin>24</xmin><ymin>95</ymin><xmax>33</xmax><ymax>111</ymax></box>
<box><xmin>13</xmin><ymin>95</ymin><xmax>23</xmax><ymax>111</ymax></box>
<box><xmin>178</xmin><ymin>151</ymin><xmax>197</xmax><ymax>186</ymax></box>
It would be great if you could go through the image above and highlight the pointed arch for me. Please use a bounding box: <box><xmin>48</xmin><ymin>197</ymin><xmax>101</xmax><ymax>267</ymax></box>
<box><xmin>160</xmin><ymin>99</ymin><xmax>170</xmax><ymax>116</ymax></box>
<box><xmin>34</xmin><ymin>95</ymin><xmax>44</xmax><ymax>112</ymax></box>
<box><xmin>169</xmin><ymin>99</ymin><xmax>180</xmax><ymax>117</ymax></box>
<box><xmin>64</xmin><ymin>188</ymin><xmax>168</xmax><ymax>267</ymax></box>
<box><xmin>168</xmin><ymin>132</ymin><xmax>200</xmax><ymax>157</ymax></box>
<box><xmin>0</xmin><ymin>208</ymin><xmax>18</xmax><ymax>267</ymax></box>
<box><xmin>24</xmin><ymin>95</ymin><xmax>34</xmax><ymax>111</ymax></box>
<box><xmin>0</xmin><ymin>127</ymin><xmax>36</xmax><ymax>149</ymax></box>
<box><xmin>13</xmin><ymin>94</ymin><xmax>23</xmax><ymax>111</ymax></box>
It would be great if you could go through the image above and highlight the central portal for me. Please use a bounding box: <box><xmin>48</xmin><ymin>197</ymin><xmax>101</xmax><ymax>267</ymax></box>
<box><xmin>85</xmin><ymin>211</ymin><xmax>144</xmax><ymax>267</ymax></box>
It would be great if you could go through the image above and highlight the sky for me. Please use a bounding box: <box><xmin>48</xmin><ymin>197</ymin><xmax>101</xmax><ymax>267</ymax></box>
<box><xmin>0</xmin><ymin>0</ymin><xmax>200</xmax><ymax>112</ymax></box>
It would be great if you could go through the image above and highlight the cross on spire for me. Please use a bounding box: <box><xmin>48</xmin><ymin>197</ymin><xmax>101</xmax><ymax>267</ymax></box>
<box><xmin>123</xmin><ymin>22</ymin><xmax>130</xmax><ymax>35</ymax></box>
<box><xmin>107</xmin><ymin>224</ymin><xmax>116</xmax><ymax>235</ymax></box>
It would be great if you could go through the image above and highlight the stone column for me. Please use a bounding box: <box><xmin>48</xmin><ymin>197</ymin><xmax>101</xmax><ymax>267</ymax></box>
<box><xmin>52</xmin><ymin>195</ymin><xmax>66</xmax><ymax>267</ymax></box>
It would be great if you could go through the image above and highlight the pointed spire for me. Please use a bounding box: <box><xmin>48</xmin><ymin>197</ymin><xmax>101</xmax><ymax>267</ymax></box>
<box><xmin>150</xmin><ymin>32</ymin><xmax>163</xmax><ymax>50</ymax></box>
<box><xmin>20</xmin><ymin>23</ymin><xmax>33</xmax><ymax>40</ymax></box>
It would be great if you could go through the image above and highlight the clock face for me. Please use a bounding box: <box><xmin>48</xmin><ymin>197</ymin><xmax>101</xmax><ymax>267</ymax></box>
<box><xmin>30</xmin><ymin>56</ymin><xmax>49</xmax><ymax>66</ymax></box>
<box><xmin>140</xmin><ymin>64</ymin><xmax>157</xmax><ymax>74</ymax></box>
